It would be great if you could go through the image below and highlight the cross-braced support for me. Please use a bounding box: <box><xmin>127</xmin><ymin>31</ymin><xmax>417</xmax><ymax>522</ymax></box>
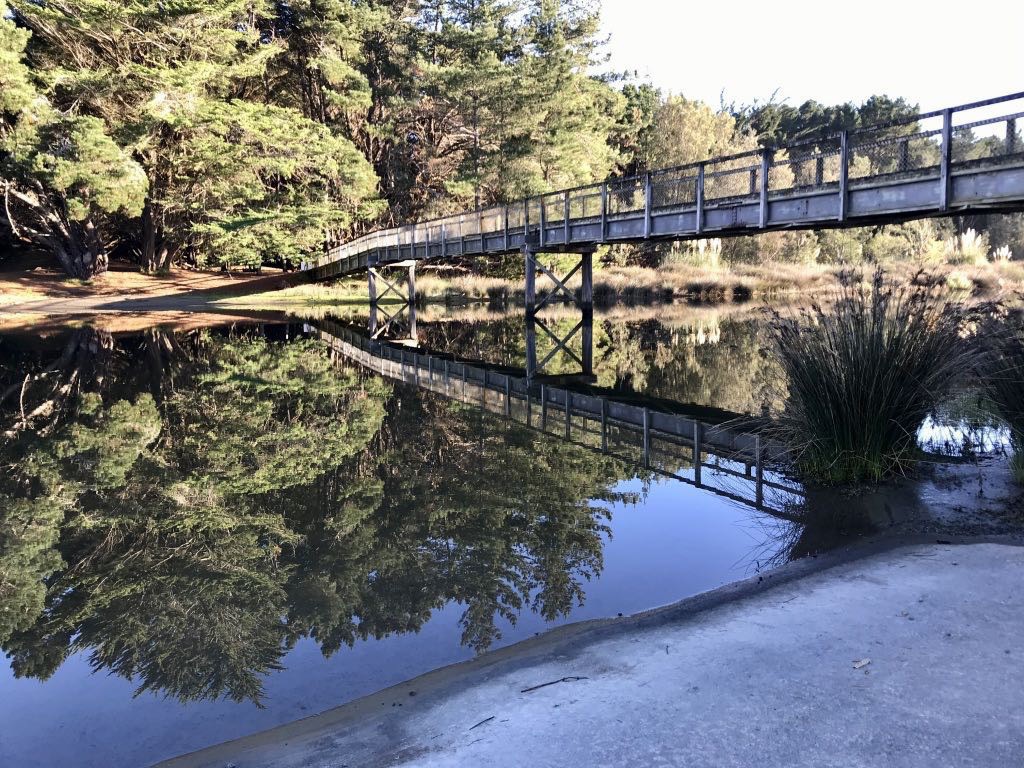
<box><xmin>369</xmin><ymin>301</ymin><xmax>418</xmax><ymax>344</ymax></box>
<box><xmin>523</xmin><ymin>246</ymin><xmax>593</xmax><ymax>316</ymax></box>
<box><xmin>368</xmin><ymin>260</ymin><xmax>416</xmax><ymax>306</ymax></box>
<box><xmin>368</xmin><ymin>260</ymin><xmax>418</xmax><ymax>345</ymax></box>
<box><xmin>525</xmin><ymin>314</ymin><xmax>593</xmax><ymax>381</ymax></box>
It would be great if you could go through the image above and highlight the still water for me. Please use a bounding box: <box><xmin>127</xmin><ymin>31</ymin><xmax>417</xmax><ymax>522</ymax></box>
<box><xmin>0</xmin><ymin>304</ymin><xmax>1006</xmax><ymax>767</ymax></box>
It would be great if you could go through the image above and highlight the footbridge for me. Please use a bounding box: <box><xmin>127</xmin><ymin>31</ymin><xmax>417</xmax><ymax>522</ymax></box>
<box><xmin>311</xmin><ymin>317</ymin><xmax>803</xmax><ymax>515</ymax></box>
<box><xmin>309</xmin><ymin>92</ymin><xmax>1024</xmax><ymax>311</ymax></box>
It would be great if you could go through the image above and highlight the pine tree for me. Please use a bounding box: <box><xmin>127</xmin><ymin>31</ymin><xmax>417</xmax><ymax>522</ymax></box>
<box><xmin>517</xmin><ymin>0</ymin><xmax>622</xmax><ymax>192</ymax></box>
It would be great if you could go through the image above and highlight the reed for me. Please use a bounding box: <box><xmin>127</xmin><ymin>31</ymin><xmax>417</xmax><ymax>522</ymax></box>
<box><xmin>768</xmin><ymin>269</ymin><xmax>977</xmax><ymax>484</ymax></box>
<box><xmin>977</xmin><ymin>309</ymin><xmax>1024</xmax><ymax>483</ymax></box>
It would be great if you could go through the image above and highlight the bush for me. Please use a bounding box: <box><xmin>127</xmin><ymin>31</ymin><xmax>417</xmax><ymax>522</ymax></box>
<box><xmin>817</xmin><ymin>229</ymin><xmax>866</xmax><ymax>264</ymax></box>
<box><xmin>944</xmin><ymin>228</ymin><xmax>990</xmax><ymax>266</ymax></box>
<box><xmin>768</xmin><ymin>269</ymin><xmax>977</xmax><ymax>484</ymax></box>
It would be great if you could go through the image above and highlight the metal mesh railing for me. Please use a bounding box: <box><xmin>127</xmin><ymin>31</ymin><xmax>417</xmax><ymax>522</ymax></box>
<box><xmin>317</xmin><ymin>91</ymin><xmax>1024</xmax><ymax>271</ymax></box>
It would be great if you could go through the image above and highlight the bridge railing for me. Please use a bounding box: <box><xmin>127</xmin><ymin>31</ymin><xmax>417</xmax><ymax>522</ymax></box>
<box><xmin>315</xmin><ymin>91</ymin><xmax>1024</xmax><ymax>274</ymax></box>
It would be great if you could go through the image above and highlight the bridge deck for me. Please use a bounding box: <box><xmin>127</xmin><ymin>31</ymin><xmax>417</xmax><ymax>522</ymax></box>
<box><xmin>311</xmin><ymin>92</ymin><xmax>1024</xmax><ymax>281</ymax></box>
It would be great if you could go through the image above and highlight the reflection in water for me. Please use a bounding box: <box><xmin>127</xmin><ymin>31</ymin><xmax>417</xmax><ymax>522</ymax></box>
<box><xmin>3</xmin><ymin>307</ymin><xmax>938</xmax><ymax>767</ymax></box>
<box><xmin>1</xmin><ymin>322</ymin><xmax>641</xmax><ymax>706</ymax></box>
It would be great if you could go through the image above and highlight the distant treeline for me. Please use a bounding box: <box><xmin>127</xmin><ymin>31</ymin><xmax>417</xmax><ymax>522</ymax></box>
<box><xmin>1</xmin><ymin>1</ymin><xmax>1021</xmax><ymax>278</ymax></box>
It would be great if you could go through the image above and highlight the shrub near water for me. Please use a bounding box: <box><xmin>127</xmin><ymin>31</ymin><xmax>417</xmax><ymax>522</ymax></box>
<box><xmin>978</xmin><ymin>310</ymin><xmax>1024</xmax><ymax>483</ymax></box>
<box><xmin>769</xmin><ymin>270</ymin><xmax>976</xmax><ymax>484</ymax></box>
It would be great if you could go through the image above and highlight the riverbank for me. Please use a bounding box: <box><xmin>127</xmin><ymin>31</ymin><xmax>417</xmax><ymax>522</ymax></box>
<box><xmin>220</xmin><ymin>259</ymin><xmax>1024</xmax><ymax>308</ymax></box>
<box><xmin>0</xmin><ymin>260</ymin><xmax>305</xmax><ymax>309</ymax></box>
<box><xmin>4</xmin><ymin>259</ymin><xmax>1023</xmax><ymax>316</ymax></box>
<box><xmin>162</xmin><ymin>537</ymin><xmax>1024</xmax><ymax>768</ymax></box>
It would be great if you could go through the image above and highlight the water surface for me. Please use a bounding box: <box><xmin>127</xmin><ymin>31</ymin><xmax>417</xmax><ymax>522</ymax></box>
<box><xmin>0</xmin><ymin>305</ymin><xmax>1010</xmax><ymax>767</ymax></box>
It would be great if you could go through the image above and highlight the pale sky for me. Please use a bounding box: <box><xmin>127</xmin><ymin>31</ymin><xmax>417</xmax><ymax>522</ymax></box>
<box><xmin>600</xmin><ymin>0</ymin><xmax>1024</xmax><ymax>113</ymax></box>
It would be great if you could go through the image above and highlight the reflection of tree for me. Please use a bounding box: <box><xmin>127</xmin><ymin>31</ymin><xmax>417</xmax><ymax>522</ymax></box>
<box><xmin>597</xmin><ymin>316</ymin><xmax>783</xmax><ymax>415</ymax></box>
<box><xmin>1</xmin><ymin>328</ymin><xmax>113</xmax><ymax>439</ymax></box>
<box><xmin>0</xmin><ymin>324</ymin><xmax>638</xmax><ymax>704</ymax></box>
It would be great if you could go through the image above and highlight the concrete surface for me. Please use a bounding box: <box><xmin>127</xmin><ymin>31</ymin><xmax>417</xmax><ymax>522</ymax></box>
<box><xmin>163</xmin><ymin>540</ymin><xmax>1024</xmax><ymax>768</ymax></box>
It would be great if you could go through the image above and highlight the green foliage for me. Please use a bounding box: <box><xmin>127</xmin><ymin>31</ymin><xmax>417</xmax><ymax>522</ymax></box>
<box><xmin>768</xmin><ymin>271</ymin><xmax>978</xmax><ymax>484</ymax></box>
<box><xmin>0</xmin><ymin>3</ymin><xmax>33</xmax><ymax>114</ymax></box>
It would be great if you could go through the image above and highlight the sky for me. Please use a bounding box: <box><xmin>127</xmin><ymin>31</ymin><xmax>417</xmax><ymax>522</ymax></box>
<box><xmin>599</xmin><ymin>0</ymin><xmax>1024</xmax><ymax>113</ymax></box>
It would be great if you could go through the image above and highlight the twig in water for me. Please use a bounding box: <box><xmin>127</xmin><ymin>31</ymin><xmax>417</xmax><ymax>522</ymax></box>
<box><xmin>520</xmin><ymin>676</ymin><xmax>588</xmax><ymax>693</ymax></box>
<box><xmin>469</xmin><ymin>716</ymin><xmax>494</xmax><ymax>731</ymax></box>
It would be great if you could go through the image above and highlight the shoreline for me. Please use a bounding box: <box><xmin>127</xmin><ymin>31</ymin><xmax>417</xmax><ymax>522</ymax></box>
<box><xmin>158</xmin><ymin>532</ymin><xmax>1024</xmax><ymax>768</ymax></box>
<box><xmin>3</xmin><ymin>260</ymin><xmax>1023</xmax><ymax>319</ymax></box>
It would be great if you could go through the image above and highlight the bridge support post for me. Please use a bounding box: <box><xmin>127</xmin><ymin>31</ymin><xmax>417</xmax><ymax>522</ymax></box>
<box><xmin>524</xmin><ymin>245</ymin><xmax>537</xmax><ymax>315</ymax></box>
<box><xmin>523</xmin><ymin>245</ymin><xmax>594</xmax><ymax>316</ymax></box>
<box><xmin>367</xmin><ymin>261</ymin><xmax>417</xmax><ymax>344</ymax></box>
<box><xmin>940</xmin><ymin>108</ymin><xmax>953</xmax><ymax>210</ymax></box>
<box><xmin>838</xmin><ymin>130</ymin><xmax>849</xmax><ymax>222</ymax></box>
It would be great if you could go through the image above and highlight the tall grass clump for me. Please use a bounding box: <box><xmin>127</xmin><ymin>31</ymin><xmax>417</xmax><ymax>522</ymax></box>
<box><xmin>768</xmin><ymin>269</ymin><xmax>977</xmax><ymax>484</ymax></box>
<box><xmin>977</xmin><ymin>310</ymin><xmax>1024</xmax><ymax>484</ymax></box>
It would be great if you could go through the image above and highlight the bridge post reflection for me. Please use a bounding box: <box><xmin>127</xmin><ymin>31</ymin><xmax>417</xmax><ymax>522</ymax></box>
<box><xmin>525</xmin><ymin>314</ymin><xmax>594</xmax><ymax>381</ymax></box>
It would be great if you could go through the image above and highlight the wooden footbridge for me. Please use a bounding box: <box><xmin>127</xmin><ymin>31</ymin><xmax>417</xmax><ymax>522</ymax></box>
<box><xmin>312</xmin><ymin>318</ymin><xmax>803</xmax><ymax>515</ymax></box>
<box><xmin>309</xmin><ymin>92</ymin><xmax>1024</xmax><ymax>310</ymax></box>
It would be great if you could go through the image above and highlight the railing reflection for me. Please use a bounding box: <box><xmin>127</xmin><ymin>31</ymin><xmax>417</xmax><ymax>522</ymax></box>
<box><xmin>312</xmin><ymin>318</ymin><xmax>804</xmax><ymax>516</ymax></box>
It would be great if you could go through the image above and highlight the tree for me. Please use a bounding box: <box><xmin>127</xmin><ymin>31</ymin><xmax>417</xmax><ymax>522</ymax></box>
<box><xmin>2</xmin><ymin>1</ymin><xmax>381</xmax><ymax>275</ymax></box>
<box><xmin>516</xmin><ymin>0</ymin><xmax>622</xmax><ymax>192</ymax></box>
<box><xmin>1</xmin><ymin>5</ymin><xmax>147</xmax><ymax>277</ymax></box>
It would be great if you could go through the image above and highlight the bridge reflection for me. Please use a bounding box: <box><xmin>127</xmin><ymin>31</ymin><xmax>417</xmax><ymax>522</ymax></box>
<box><xmin>311</xmin><ymin>317</ymin><xmax>803</xmax><ymax>515</ymax></box>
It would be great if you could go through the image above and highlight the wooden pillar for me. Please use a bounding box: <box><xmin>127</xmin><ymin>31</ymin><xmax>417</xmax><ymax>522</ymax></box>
<box><xmin>524</xmin><ymin>245</ymin><xmax>537</xmax><ymax>315</ymax></box>
<box><xmin>643</xmin><ymin>172</ymin><xmax>653</xmax><ymax>238</ymax></box>
<box><xmin>540</xmin><ymin>384</ymin><xmax>548</xmax><ymax>430</ymax></box>
<box><xmin>581</xmin><ymin>315</ymin><xmax>593</xmax><ymax>376</ymax></box>
<box><xmin>407</xmin><ymin>262</ymin><xmax>416</xmax><ymax>305</ymax></box>
<box><xmin>940</xmin><ymin>108</ymin><xmax>953</xmax><ymax>210</ymax></box>
<box><xmin>538</xmin><ymin>197</ymin><xmax>547</xmax><ymax>248</ymax></box>
<box><xmin>580</xmin><ymin>250</ymin><xmax>593</xmax><ymax>313</ymax></box>
<box><xmin>600</xmin><ymin>399</ymin><xmax>608</xmax><ymax>452</ymax></box>
<box><xmin>693</xmin><ymin>420</ymin><xmax>702</xmax><ymax>486</ymax></box>
<box><xmin>642</xmin><ymin>407</ymin><xmax>651</xmax><ymax>468</ymax></box>
<box><xmin>754</xmin><ymin>434</ymin><xmax>764</xmax><ymax>508</ymax></box>
<box><xmin>368</xmin><ymin>268</ymin><xmax>378</xmax><ymax>304</ymax></box>
<box><xmin>838</xmin><ymin>130</ymin><xmax>850</xmax><ymax>222</ymax></box>
<box><xmin>695</xmin><ymin>163</ymin><xmax>705</xmax><ymax>235</ymax></box>
<box><xmin>408</xmin><ymin>301</ymin><xmax>418</xmax><ymax>343</ymax></box>
<box><xmin>563</xmin><ymin>191</ymin><xmax>571</xmax><ymax>244</ymax></box>
<box><xmin>600</xmin><ymin>182</ymin><xmax>609</xmax><ymax>241</ymax></box>
<box><xmin>758</xmin><ymin>150</ymin><xmax>771</xmax><ymax>228</ymax></box>
<box><xmin>368</xmin><ymin>303</ymin><xmax>378</xmax><ymax>337</ymax></box>
<box><xmin>525</xmin><ymin>314</ymin><xmax>538</xmax><ymax>379</ymax></box>
<box><xmin>564</xmin><ymin>391</ymin><xmax>571</xmax><ymax>439</ymax></box>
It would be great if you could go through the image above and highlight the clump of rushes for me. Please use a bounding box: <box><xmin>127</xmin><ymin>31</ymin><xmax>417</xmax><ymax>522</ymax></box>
<box><xmin>768</xmin><ymin>269</ymin><xmax>977</xmax><ymax>484</ymax></box>
<box><xmin>978</xmin><ymin>309</ymin><xmax>1024</xmax><ymax>483</ymax></box>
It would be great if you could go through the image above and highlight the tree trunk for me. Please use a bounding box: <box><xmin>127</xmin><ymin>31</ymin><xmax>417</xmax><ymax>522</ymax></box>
<box><xmin>54</xmin><ymin>238</ymin><xmax>108</xmax><ymax>279</ymax></box>
<box><xmin>141</xmin><ymin>198</ymin><xmax>172</xmax><ymax>274</ymax></box>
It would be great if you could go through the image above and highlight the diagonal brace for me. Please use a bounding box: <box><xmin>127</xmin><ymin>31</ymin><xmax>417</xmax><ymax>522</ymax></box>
<box><xmin>370</xmin><ymin>302</ymin><xmax>410</xmax><ymax>339</ymax></box>
<box><xmin>536</xmin><ymin>317</ymin><xmax>585</xmax><ymax>370</ymax></box>
<box><xmin>530</xmin><ymin>255</ymin><xmax>584</xmax><ymax>313</ymax></box>
<box><xmin>370</xmin><ymin>268</ymin><xmax>409</xmax><ymax>303</ymax></box>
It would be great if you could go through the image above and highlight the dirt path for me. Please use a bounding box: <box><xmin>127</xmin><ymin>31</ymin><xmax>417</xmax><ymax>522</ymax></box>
<box><xmin>0</xmin><ymin>261</ymin><xmax>311</xmax><ymax>316</ymax></box>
